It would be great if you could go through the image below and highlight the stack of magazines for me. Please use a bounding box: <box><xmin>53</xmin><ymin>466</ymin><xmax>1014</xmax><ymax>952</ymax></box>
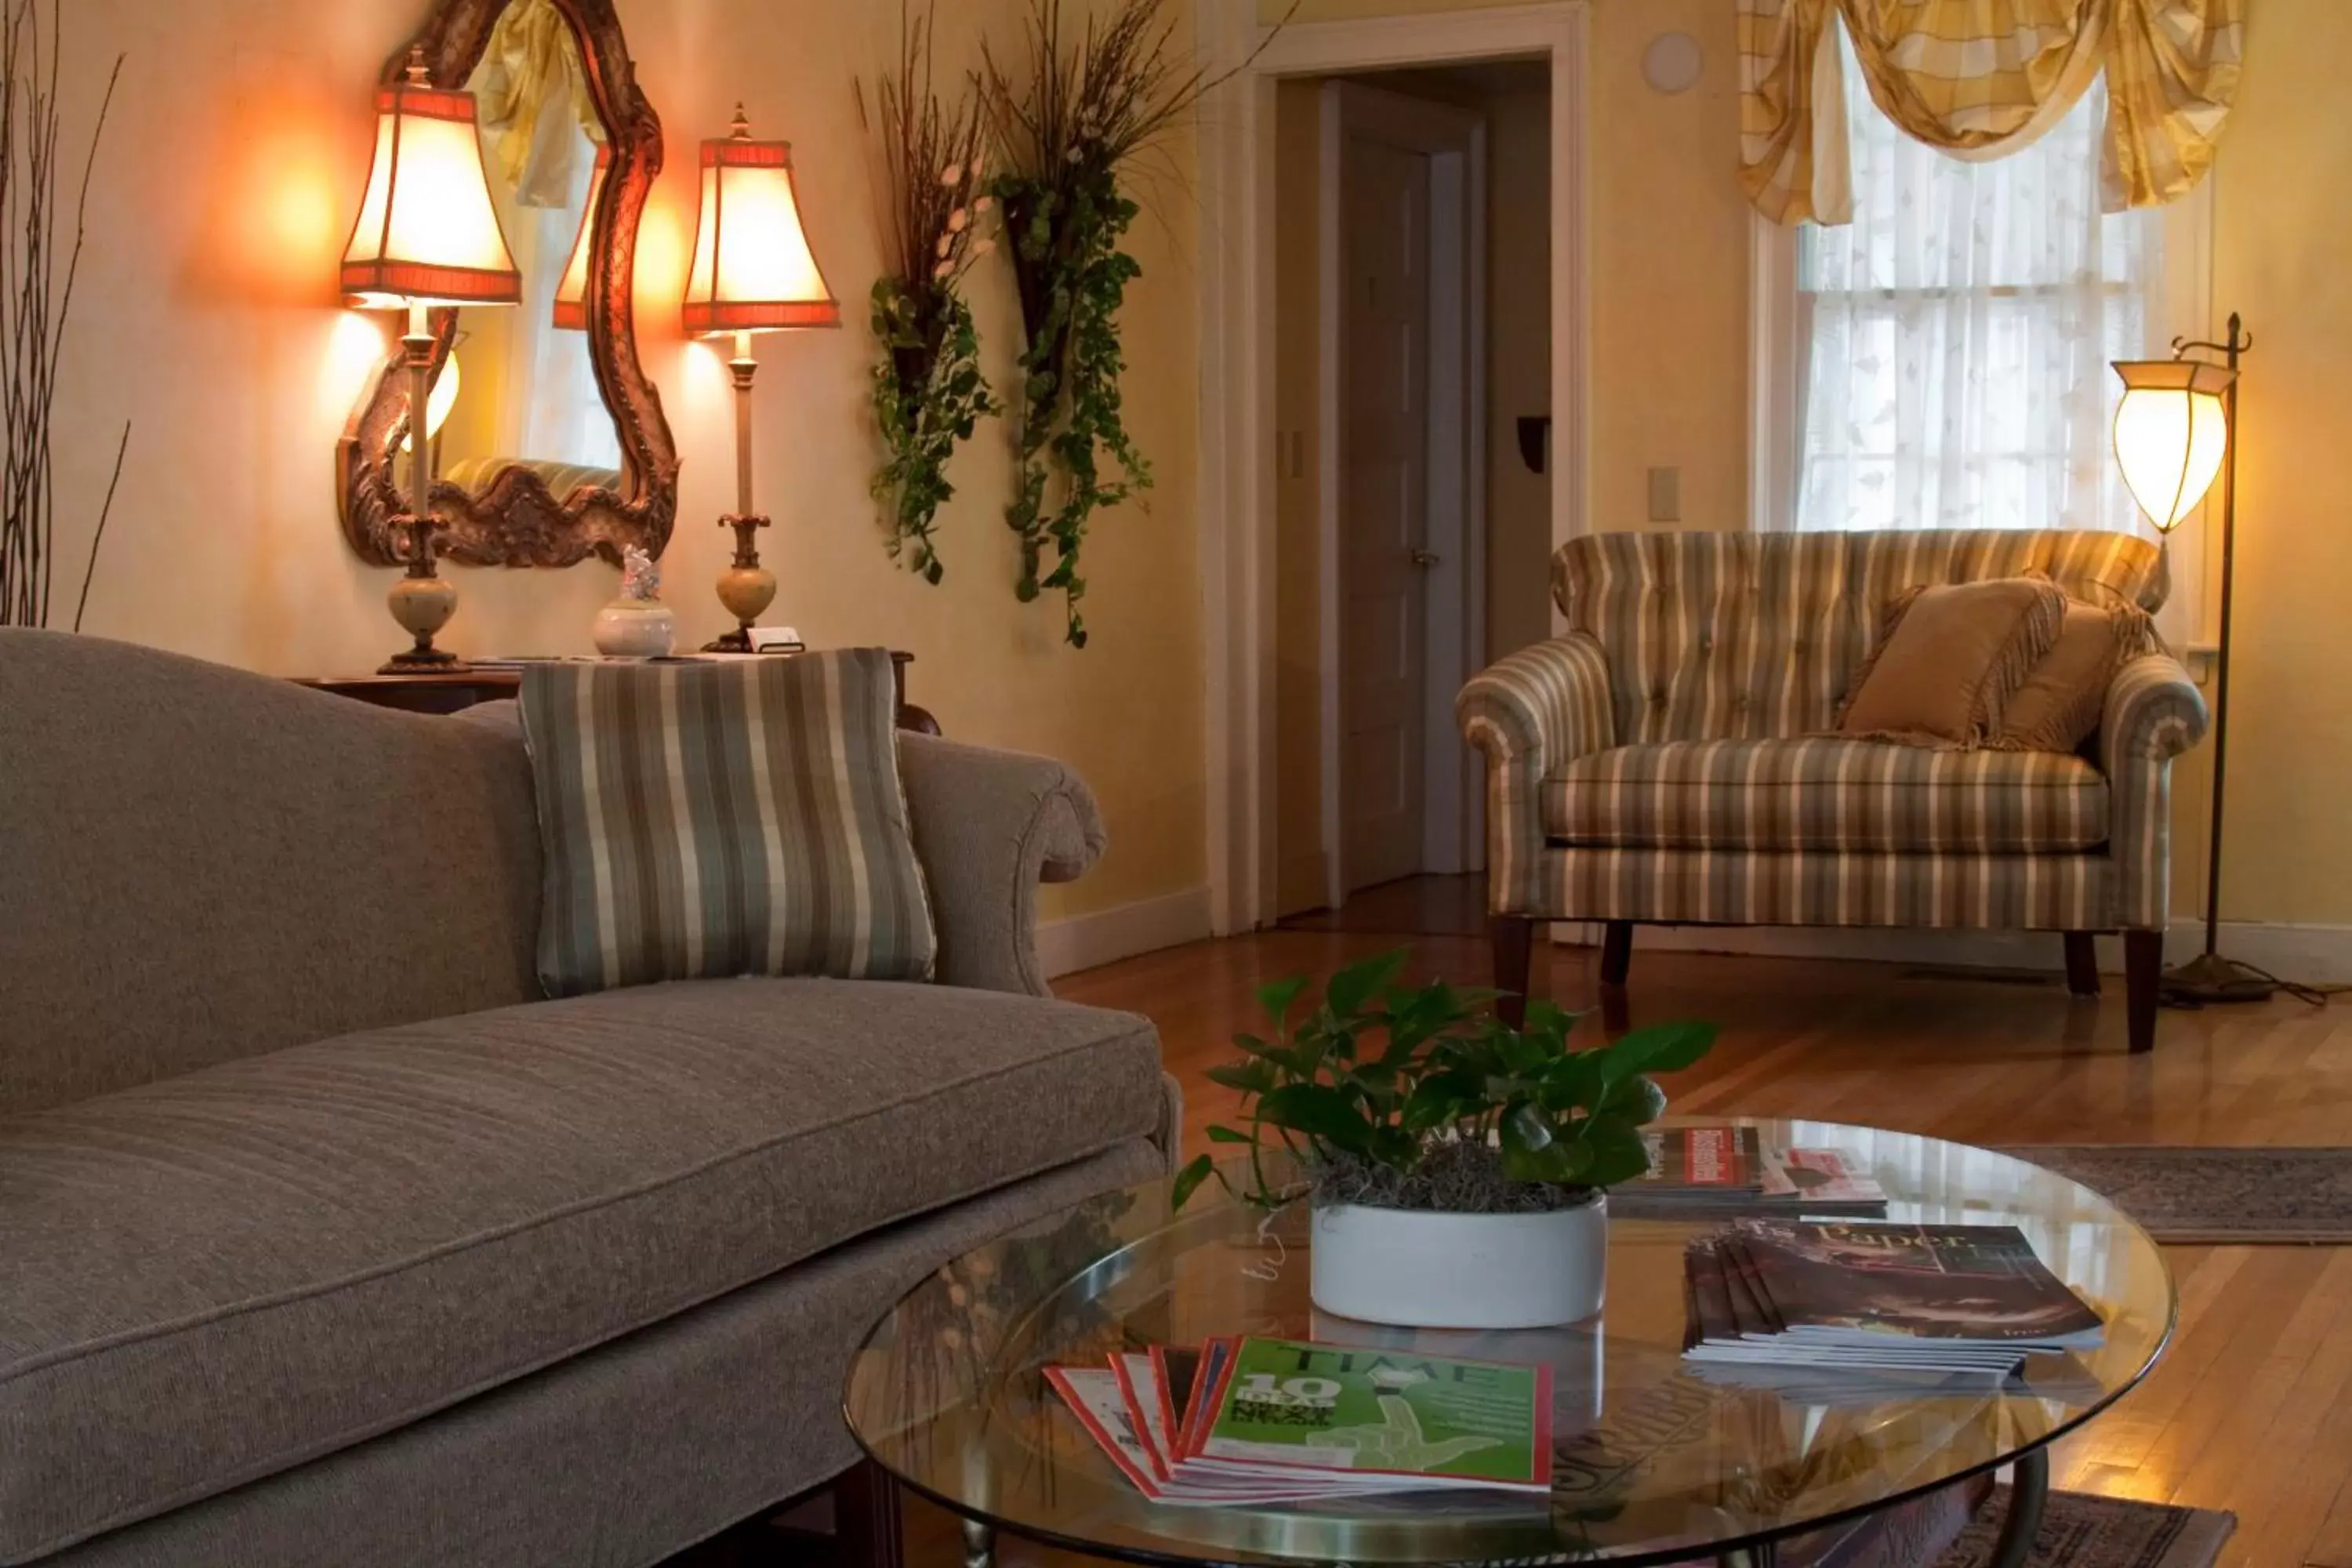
<box><xmin>1047</xmin><ymin>1336</ymin><xmax>1552</xmax><ymax>1504</ymax></box>
<box><xmin>1682</xmin><ymin>1219</ymin><xmax>2105</xmax><ymax>1389</ymax></box>
<box><xmin>1617</xmin><ymin>1127</ymin><xmax>1889</xmax><ymax>1218</ymax></box>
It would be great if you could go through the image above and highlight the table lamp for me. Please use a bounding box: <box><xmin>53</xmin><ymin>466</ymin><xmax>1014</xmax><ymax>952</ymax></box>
<box><xmin>2112</xmin><ymin>314</ymin><xmax>2268</xmax><ymax>1004</ymax></box>
<box><xmin>681</xmin><ymin>107</ymin><xmax>839</xmax><ymax>652</ymax></box>
<box><xmin>341</xmin><ymin>47</ymin><xmax>521</xmax><ymax>673</ymax></box>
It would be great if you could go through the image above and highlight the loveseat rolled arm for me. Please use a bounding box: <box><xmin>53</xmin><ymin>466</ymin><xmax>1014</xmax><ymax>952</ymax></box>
<box><xmin>1454</xmin><ymin>633</ymin><xmax>1616</xmax><ymax>916</ymax></box>
<box><xmin>898</xmin><ymin>732</ymin><xmax>1107</xmax><ymax>997</ymax></box>
<box><xmin>2101</xmin><ymin>652</ymin><xmax>2211</xmax><ymax>931</ymax></box>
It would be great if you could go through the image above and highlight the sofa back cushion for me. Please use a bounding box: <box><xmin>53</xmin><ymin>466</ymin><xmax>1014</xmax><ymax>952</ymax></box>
<box><xmin>0</xmin><ymin>632</ymin><xmax>543</xmax><ymax>1116</ymax></box>
<box><xmin>520</xmin><ymin>651</ymin><xmax>937</xmax><ymax>996</ymax></box>
<box><xmin>1552</xmin><ymin>529</ymin><xmax>2165</xmax><ymax>743</ymax></box>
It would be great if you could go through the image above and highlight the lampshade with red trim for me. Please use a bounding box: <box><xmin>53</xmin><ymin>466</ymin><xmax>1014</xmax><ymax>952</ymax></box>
<box><xmin>341</xmin><ymin>59</ymin><xmax>522</xmax><ymax>309</ymax></box>
<box><xmin>681</xmin><ymin>109</ymin><xmax>839</xmax><ymax>337</ymax></box>
<box><xmin>553</xmin><ymin>144</ymin><xmax>612</xmax><ymax>332</ymax></box>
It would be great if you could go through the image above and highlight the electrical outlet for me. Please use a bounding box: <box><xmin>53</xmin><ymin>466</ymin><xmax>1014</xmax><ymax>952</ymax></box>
<box><xmin>1648</xmin><ymin>466</ymin><xmax>1682</xmax><ymax>523</ymax></box>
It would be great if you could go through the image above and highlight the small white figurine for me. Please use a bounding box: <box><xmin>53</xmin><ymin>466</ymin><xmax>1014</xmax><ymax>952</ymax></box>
<box><xmin>619</xmin><ymin>545</ymin><xmax>662</xmax><ymax>602</ymax></box>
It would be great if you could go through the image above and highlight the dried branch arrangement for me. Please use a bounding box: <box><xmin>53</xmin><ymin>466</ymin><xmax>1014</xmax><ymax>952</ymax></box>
<box><xmin>860</xmin><ymin>1</ymin><xmax>1002</xmax><ymax>586</ymax></box>
<box><xmin>0</xmin><ymin>0</ymin><xmax>124</xmax><ymax>631</ymax></box>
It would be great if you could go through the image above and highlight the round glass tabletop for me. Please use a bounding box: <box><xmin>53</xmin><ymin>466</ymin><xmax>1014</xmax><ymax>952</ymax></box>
<box><xmin>844</xmin><ymin>1120</ymin><xmax>2173</xmax><ymax>1566</ymax></box>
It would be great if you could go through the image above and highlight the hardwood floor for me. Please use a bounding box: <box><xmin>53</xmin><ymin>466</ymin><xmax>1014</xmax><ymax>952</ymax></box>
<box><xmin>982</xmin><ymin>924</ymin><xmax>2352</xmax><ymax>1568</ymax></box>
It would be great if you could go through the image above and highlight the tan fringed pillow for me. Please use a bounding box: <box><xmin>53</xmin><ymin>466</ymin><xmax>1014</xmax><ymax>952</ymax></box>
<box><xmin>1994</xmin><ymin>600</ymin><xmax>2162</xmax><ymax>753</ymax></box>
<box><xmin>1836</xmin><ymin>576</ymin><xmax>2069</xmax><ymax>750</ymax></box>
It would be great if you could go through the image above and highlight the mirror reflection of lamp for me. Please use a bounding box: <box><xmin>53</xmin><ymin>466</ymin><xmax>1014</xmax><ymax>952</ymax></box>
<box><xmin>552</xmin><ymin>144</ymin><xmax>611</xmax><ymax>332</ymax></box>
<box><xmin>681</xmin><ymin>106</ymin><xmax>840</xmax><ymax>652</ymax></box>
<box><xmin>2111</xmin><ymin>314</ymin><xmax>2268</xmax><ymax>1007</ymax></box>
<box><xmin>339</xmin><ymin>45</ymin><xmax>521</xmax><ymax>673</ymax></box>
<box><xmin>400</xmin><ymin>352</ymin><xmax>463</xmax><ymax>482</ymax></box>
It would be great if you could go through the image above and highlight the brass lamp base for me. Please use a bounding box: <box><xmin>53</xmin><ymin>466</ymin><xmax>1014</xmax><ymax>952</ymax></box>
<box><xmin>2161</xmin><ymin>951</ymin><xmax>2278</xmax><ymax>1006</ymax></box>
<box><xmin>702</xmin><ymin>627</ymin><xmax>754</xmax><ymax>654</ymax></box>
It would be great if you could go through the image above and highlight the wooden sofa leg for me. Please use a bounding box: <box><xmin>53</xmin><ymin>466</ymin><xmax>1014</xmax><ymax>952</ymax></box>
<box><xmin>2062</xmin><ymin>932</ymin><xmax>2101</xmax><ymax>999</ymax></box>
<box><xmin>1493</xmin><ymin>916</ymin><xmax>1534</xmax><ymax>1028</ymax></box>
<box><xmin>1600</xmin><ymin>920</ymin><xmax>1635</xmax><ymax>989</ymax></box>
<box><xmin>2125</xmin><ymin>931</ymin><xmax>2162</xmax><ymax>1054</ymax></box>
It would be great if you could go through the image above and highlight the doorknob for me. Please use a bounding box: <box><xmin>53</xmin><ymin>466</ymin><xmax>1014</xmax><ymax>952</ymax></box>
<box><xmin>1410</xmin><ymin>549</ymin><xmax>1441</xmax><ymax>568</ymax></box>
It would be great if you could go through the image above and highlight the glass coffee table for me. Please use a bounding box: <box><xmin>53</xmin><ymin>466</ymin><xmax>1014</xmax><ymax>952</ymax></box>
<box><xmin>844</xmin><ymin>1121</ymin><xmax>2172</xmax><ymax>1567</ymax></box>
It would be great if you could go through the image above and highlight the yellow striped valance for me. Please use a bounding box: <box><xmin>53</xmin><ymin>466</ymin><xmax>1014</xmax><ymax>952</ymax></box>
<box><xmin>1740</xmin><ymin>0</ymin><xmax>2244</xmax><ymax>224</ymax></box>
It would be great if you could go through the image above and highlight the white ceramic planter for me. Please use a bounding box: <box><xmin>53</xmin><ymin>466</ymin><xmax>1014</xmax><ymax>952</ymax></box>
<box><xmin>1309</xmin><ymin>1194</ymin><xmax>1607</xmax><ymax>1330</ymax></box>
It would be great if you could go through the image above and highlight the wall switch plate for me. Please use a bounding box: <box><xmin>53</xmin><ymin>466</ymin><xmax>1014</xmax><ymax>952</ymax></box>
<box><xmin>1648</xmin><ymin>466</ymin><xmax>1682</xmax><ymax>523</ymax></box>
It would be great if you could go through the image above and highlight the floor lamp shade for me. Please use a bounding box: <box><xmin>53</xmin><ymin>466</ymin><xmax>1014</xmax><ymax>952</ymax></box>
<box><xmin>553</xmin><ymin>144</ymin><xmax>611</xmax><ymax>331</ymax></box>
<box><xmin>341</xmin><ymin>64</ymin><xmax>523</xmax><ymax>308</ymax></box>
<box><xmin>681</xmin><ymin>111</ymin><xmax>839</xmax><ymax>336</ymax></box>
<box><xmin>2112</xmin><ymin>359</ymin><xmax>2236</xmax><ymax>533</ymax></box>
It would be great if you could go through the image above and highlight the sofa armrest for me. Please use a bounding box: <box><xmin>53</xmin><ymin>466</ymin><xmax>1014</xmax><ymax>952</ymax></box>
<box><xmin>1455</xmin><ymin>634</ymin><xmax>1616</xmax><ymax>915</ymax></box>
<box><xmin>2101</xmin><ymin>653</ymin><xmax>2211</xmax><ymax>931</ymax></box>
<box><xmin>898</xmin><ymin>731</ymin><xmax>1105</xmax><ymax>997</ymax></box>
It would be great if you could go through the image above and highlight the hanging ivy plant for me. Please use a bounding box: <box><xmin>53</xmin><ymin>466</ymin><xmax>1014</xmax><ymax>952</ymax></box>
<box><xmin>859</xmin><ymin>2</ymin><xmax>1002</xmax><ymax>584</ymax></box>
<box><xmin>982</xmin><ymin>0</ymin><xmax>1287</xmax><ymax>648</ymax></box>
<box><xmin>989</xmin><ymin>165</ymin><xmax>1145</xmax><ymax>647</ymax></box>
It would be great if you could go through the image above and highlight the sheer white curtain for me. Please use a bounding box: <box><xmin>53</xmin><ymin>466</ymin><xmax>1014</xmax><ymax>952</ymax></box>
<box><xmin>1794</xmin><ymin>31</ymin><xmax>2161</xmax><ymax>540</ymax></box>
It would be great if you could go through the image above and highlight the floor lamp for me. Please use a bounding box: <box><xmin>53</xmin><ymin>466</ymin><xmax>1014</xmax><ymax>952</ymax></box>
<box><xmin>2111</xmin><ymin>313</ymin><xmax>2270</xmax><ymax>1004</ymax></box>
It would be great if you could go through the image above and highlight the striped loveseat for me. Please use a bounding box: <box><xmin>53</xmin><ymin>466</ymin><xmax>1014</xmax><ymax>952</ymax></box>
<box><xmin>1457</xmin><ymin>529</ymin><xmax>2210</xmax><ymax>1052</ymax></box>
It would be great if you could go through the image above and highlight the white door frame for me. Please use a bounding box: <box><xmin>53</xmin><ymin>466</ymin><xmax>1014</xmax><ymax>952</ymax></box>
<box><xmin>1197</xmin><ymin>0</ymin><xmax>1590</xmax><ymax>935</ymax></box>
<box><xmin>1319</xmin><ymin>80</ymin><xmax>1487</xmax><ymax>907</ymax></box>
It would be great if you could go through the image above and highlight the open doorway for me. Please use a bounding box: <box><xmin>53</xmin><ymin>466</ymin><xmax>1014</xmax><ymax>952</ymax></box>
<box><xmin>1269</xmin><ymin>60</ymin><xmax>1555</xmax><ymax>919</ymax></box>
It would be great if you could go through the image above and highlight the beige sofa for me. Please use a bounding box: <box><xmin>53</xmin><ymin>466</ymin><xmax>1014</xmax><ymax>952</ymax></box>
<box><xmin>0</xmin><ymin>631</ymin><xmax>1178</xmax><ymax>1568</ymax></box>
<box><xmin>1458</xmin><ymin>529</ymin><xmax>2210</xmax><ymax>1052</ymax></box>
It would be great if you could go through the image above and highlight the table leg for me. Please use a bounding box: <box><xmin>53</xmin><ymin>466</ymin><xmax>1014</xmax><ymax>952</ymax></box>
<box><xmin>1989</xmin><ymin>1450</ymin><xmax>2051</xmax><ymax>1568</ymax></box>
<box><xmin>833</xmin><ymin>1459</ymin><xmax>905</xmax><ymax>1568</ymax></box>
<box><xmin>960</xmin><ymin>1516</ymin><xmax>996</xmax><ymax>1568</ymax></box>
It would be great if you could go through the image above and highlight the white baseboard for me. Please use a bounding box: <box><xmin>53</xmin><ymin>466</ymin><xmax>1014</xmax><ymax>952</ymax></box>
<box><xmin>1549</xmin><ymin>919</ymin><xmax>2352</xmax><ymax>983</ymax></box>
<box><xmin>1036</xmin><ymin>886</ymin><xmax>1216</xmax><ymax>981</ymax></box>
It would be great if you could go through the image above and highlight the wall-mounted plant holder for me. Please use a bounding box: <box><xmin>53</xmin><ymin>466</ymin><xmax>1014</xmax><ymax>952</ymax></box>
<box><xmin>1517</xmin><ymin>416</ymin><xmax>1552</xmax><ymax>475</ymax></box>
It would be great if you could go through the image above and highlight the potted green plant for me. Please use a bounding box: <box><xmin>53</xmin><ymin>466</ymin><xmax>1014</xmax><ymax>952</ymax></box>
<box><xmin>1173</xmin><ymin>950</ymin><xmax>1714</xmax><ymax>1330</ymax></box>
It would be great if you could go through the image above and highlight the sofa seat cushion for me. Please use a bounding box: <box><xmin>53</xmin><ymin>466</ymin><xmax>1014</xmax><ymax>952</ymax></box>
<box><xmin>0</xmin><ymin>979</ymin><xmax>1163</xmax><ymax>1563</ymax></box>
<box><xmin>1542</xmin><ymin>739</ymin><xmax>2110</xmax><ymax>853</ymax></box>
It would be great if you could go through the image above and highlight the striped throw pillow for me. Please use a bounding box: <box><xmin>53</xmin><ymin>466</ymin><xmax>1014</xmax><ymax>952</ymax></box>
<box><xmin>518</xmin><ymin>651</ymin><xmax>935</xmax><ymax>997</ymax></box>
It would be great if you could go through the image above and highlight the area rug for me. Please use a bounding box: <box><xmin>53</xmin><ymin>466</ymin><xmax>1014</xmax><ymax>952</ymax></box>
<box><xmin>1933</xmin><ymin>1487</ymin><xmax>2234</xmax><ymax>1568</ymax></box>
<box><xmin>2000</xmin><ymin>1145</ymin><xmax>2352</xmax><ymax>1243</ymax></box>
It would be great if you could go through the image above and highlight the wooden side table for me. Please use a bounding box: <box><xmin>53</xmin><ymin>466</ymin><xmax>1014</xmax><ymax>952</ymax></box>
<box><xmin>297</xmin><ymin>652</ymin><xmax>941</xmax><ymax>735</ymax></box>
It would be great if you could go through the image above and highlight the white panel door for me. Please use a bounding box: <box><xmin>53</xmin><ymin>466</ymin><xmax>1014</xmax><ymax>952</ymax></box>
<box><xmin>1341</xmin><ymin>135</ymin><xmax>1434</xmax><ymax>894</ymax></box>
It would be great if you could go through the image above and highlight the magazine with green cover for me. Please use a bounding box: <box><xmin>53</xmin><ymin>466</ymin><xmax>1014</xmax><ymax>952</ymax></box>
<box><xmin>1190</xmin><ymin>1337</ymin><xmax>1552</xmax><ymax>1491</ymax></box>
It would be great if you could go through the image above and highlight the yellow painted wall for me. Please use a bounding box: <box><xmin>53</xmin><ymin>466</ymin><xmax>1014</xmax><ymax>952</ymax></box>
<box><xmin>44</xmin><ymin>0</ymin><xmax>1203</xmax><ymax>923</ymax></box>
<box><xmin>1584</xmin><ymin>0</ymin><xmax>1750</xmax><ymax>537</ymax></box>
<box><xmin>2198</xmin><ymin>0</ymin><xmax>2352</xmax><ymax>928</ymax></box>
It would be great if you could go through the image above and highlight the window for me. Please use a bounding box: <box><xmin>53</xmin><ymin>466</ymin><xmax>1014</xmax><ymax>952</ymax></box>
<box><xmin>1789</xmin><ymin>35</ymin><xmax>2161</xmax><ymax>539</ymax></box>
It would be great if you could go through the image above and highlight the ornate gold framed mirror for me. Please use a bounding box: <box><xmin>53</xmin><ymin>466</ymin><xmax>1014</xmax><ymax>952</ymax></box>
<box><xmin>336</xmin><ymin>0</ymin><xmax>677</xmax><ymax>569</ymax></box>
